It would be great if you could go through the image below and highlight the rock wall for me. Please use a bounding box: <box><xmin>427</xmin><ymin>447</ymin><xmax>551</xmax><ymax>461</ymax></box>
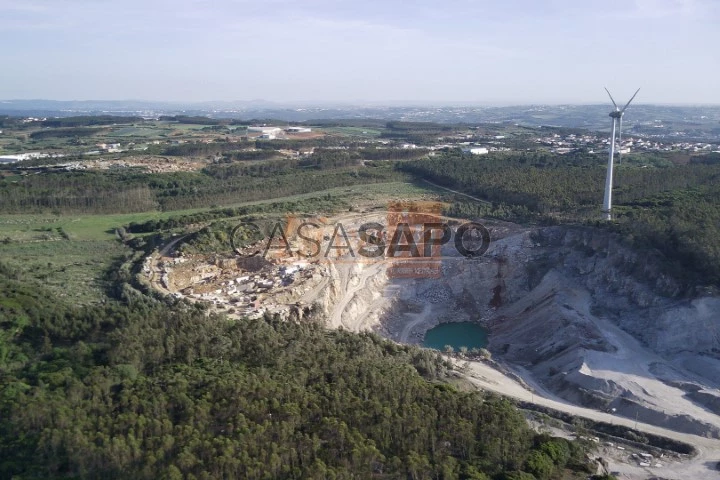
<box><xmin>484</xmin><ymin>226</ymin><xmax>720</xmax><ymax>438</ymax></box>
<box><xmin>530</xmin><ymin>226</ymin><xmax>719</xmax><ymax>357</ymax></box>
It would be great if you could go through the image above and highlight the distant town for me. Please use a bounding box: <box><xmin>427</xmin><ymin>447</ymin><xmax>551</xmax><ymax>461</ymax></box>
<box><xmin>2</xmin><ymin>111</ymin><xmax>717</xmax><ymax>168</ymax></box>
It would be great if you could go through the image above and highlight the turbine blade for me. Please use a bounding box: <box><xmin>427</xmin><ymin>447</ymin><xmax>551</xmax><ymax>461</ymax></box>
<box><xmin>621</xmin><ymin>88</ymin><xmax>641</xmax><ymax>113</ymax></box>
<box><xmin>605</xmin><ymin>87</ymin><xmax>619</xmax><ymax>110</ymax></box>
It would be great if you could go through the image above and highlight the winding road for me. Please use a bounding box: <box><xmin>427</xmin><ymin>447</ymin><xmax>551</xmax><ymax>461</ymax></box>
<box><xmin>460</xmin><ymin>359</ymin><xmax>720</xmax><ymax>479</ymax></box>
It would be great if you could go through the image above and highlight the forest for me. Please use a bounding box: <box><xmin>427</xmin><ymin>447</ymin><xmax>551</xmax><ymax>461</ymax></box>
<box><xmin>380</xmin><ymin>122</ymin><xmax>458</xmax><ymax>145</ymax></box>
<box><xmin>0</xmin><ymin>258</ymin><xmax>597</xmax><ymax>479</ymax></box>
<box><xmin>399</xmin><ymin>150</ymin><xmax>720</xmax><ymax>289</ymax></box>
<box><xmin>0</xmin><ymin>161</ymin><xmax>406</xmax><ymax>213</ymax></box>
<box><xmin>3</xmin><ymin>144</ymin><xmax>718</xmax><ymax>289</ymax></box>
<box><xmin>40</xmin><ymin>116</ymin><xmax>145</xmax><ymax>128</ymax></box>
<box><xmin>29</xmin><ymin>127</ymin><xmax>107</xmax><ymax>140</ymax></box>
<box><xmin>0</xmin><ymin>140</ymin><xmax>436</xmax><ymax>214</ymax></box>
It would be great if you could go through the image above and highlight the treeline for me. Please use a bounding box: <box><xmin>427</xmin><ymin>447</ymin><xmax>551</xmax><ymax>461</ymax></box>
<box><xmin>158</xmin><ymin>138</ymin><xmax>434</xmax><ymax>161</ymax></box>
<box><xmin>40</xmin><ymin>116</ymin><xmax>144</xmax><ymax>127</ymax></box>
<box><xmin>126</xmin><ymin>196</ymin><xmax>349</xmax><ymax>234</ymax></box>
<box><xmin>0</xmin><ymin>116</ymin><xmax>24</xmax><ymax>128</ymax></box>
<box><xmin>0</xmin><ymin>162</ymin><xmax>406</xmax><ymax>214</ymax></box>
<box><xmin>220</xmin><ymin>149</ymin><xmax>281</xmax><ymax>162</ymax></box>
<box><xmin>301</xmin><ymin>149</ymin><xmax>362</xmax><ymax>169</ymax></box>
<box><xmin>381</xmin><ymin>121</ymin><xmax>459</xmax><ymax>145</ymax></box>
<box><xmin>612</xmin><ymin>185</ymin><xmax>720</xmax><ymax>286</ymax></box>
<box><xmin>162</xmin><ymin>140</ymin><xmax>251</xmax><ymax>157</ymax></box>
<box><xmin>206</xmin><ymin>150</ymin><xmax>368</xmax><ymax>180</ymax></box>
<box><xmin>127</xmin><ymin>208</ymin><xmax>249</xmax><ymax>233</ymax></box>
<box><xmin>310</xmin><ymin>119</ymin><xmax>388</xmax><ymax>128</ymax></box>
<box><xmin>0</xmin><ymin>171</ymin><xmax>159</xmax><ymax>213</ymax></box>
<box><xmin>161</xmin><ymin>139</ymin><xmax>344</xmax><ymax>157</ymax></box>
<box><xmin>0</xmin><ymin>261</ymin><xmax>594</xmax><ymax>479</ymax></box>
<box><xmin>159</xmin><ymin>115</ymin><xmax>228</xmax><ymax>125</ymax></box>
<box><xmin>159</xmin><ymin>116</ymin><xmax>282</xmax><ymax>126</ymax></box>
<box><xmin>10</xmin><ymin>154</ymin><xmax>84</xmax><ymax>169</ymax></box>
<box><xmin>254</xmin><ymin>137</ymin><xmax>350</xmax><ymax>150</ymax></box>
<box><xmin>357</xmin><ymin>146</ymin><xmax>430</xmax><ymax>161</ymax></box>
<box><xmin>29</xmin><ymin>127</ymin><xmax>106</xmax><ymax>140</ymax></box>
<box><xmin>402</xmin><ymin>150</ymin><xmax>720</xmax><ymax>288</ymax></box>
<box><xmin>158</xmin><ymin>166</ymin><xmax>402</xmax><ymax>212</ymax></box>
<box><xmin>689</xmin><ymin>152</ymin><xmax>720</xmax><ymax>165</ymax></box>
<box><xmin>386</xmin><ymin>121</ymin><xmax>455</xmax><ymax>132</ymax></box>
<box><xmin>204</xmin><ymin>159</ymin><xmax>298</xmax><ymax>179</ymax></box>
<box><xmin>400</xmin><ymin>150</ymin><xmax>720</xmax><ymax>214</ymax></box>
<box><xmin>199</xmin><ymin>146</ymin><xmax>429</xmax><ymax>167</ymax></box>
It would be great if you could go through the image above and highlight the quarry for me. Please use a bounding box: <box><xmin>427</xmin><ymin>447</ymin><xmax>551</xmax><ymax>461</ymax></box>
<box><xmin>145</xmin><ymin>210</ymin><xmax>720</xmax><ymax>478</ymax></box>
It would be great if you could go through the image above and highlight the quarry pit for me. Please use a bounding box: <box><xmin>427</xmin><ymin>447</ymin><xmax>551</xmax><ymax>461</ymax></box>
<box><xmin>146</xmin><ymin>211</ymin><xmax>720</xmax><ymax>477</ymax></box>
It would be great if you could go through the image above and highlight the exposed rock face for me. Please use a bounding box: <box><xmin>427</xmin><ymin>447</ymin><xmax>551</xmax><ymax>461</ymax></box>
<box><xmin>653</xmin><ymin>298</ymin><xmax>720</xmax><ymax>355</ymax></box>
<box><xmin>308</xmin><ymin>260</ymin><xmax>391</xmax><ymax>332</ymax></box>
<box><xmin>527</xmin><ymin>226</ymin><xmax>720</xmax><ymax>357</ymax></box>
<box><xmin>304</xmin><ymin>220</ymin><xmax>528</xmax><ymax>338</ymax></box>
<box><xmin>484</xmin><ymin>226</ymin><xmax>720</xmax><ymax>438</ymax></box>
<box><xmin>490</xmin><ymin>270</ymin><xmax>613</xmax><ymax>366</ymax></box>
<box><xmin>188</xmin><ymin>219</ymin><xmax>720</xmax><ymax>439</ymax></box>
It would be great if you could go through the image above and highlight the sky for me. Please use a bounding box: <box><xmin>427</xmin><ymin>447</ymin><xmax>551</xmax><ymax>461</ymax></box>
<box><xmin>1</xmin><ymin>0</ymin><xmax>718</xmax><ymax>104</ymax></box>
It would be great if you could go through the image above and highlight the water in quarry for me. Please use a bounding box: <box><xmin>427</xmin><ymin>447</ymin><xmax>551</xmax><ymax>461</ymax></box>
<box><xmin>423</xmin><ymin>322</ymin><xmax>489</xmax><ymax>351</ymax></box>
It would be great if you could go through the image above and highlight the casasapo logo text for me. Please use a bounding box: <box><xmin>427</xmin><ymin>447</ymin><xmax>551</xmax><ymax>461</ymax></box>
<box><xmin>230</xmin><ymin>202</ymin><xmax>490</xmax><ymax>278</ymax></box>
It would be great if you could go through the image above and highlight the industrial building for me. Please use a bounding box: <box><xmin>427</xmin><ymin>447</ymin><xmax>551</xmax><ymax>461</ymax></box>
<box><xmin>286</xmin><ymin>127</ymin><xmax>312</xmax><ymax>134</ymax></box>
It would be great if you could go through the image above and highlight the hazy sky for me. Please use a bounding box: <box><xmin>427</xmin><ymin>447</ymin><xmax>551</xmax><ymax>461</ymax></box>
<box><xmin>1</xmin><ymin>0</ymin><xmax>718</xmax><ymax>104</ymax></box>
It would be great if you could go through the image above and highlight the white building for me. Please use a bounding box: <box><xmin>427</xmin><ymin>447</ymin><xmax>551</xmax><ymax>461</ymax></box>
<box><xmin>97</xmin><ymin>143</ymin><xmax>122</xmax><ymax>152</ymax></box>
<box><xmin>248</xmin><ymin>126</ymin><xmax>283</xmax><ymax>136</ymax></box>
<box><xmin>0</xmin><ymin>152</ymin><xmax>62</xmax><ymax>163</ymax></box>
<box><xmin>463</xmin><ymin>147</ymin><xmax>489</xmax><ymax>155</ymax></box>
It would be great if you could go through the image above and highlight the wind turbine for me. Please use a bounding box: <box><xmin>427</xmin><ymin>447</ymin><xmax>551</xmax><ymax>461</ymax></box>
<box><xmin>602</xmin><ymin>87</ymin><xmax>640</xmax><ymax>220</ymax></box>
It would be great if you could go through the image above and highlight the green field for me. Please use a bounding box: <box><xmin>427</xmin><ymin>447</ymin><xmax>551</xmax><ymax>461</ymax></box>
<box><xmin>165</xmin><ymin>123</ymin><xmax>217</xmax><ymax>132</ymax></box>
<box><xmin>322</xmin><ymin>126</ymin><xmax>383</xmax><ymax>137</ymax></box>
<box><xmin>0</xmin><ymin>181</ymin><xmax>439</xmax><ymax>303</ymax></box>
<box><xmin>105</xmin><ymin>126</ymin><xmax>174</xmax><ymax>137</ymax></box>
<box><xmin>0</xmin><ymin>238</ymin><xmax>127</xmax><ymax>304</ymax></box>
<box><xmin>0</xmin><ymin>212</ymin><xmax>199</xmax><ymax>241</ymax></box>
<box><xmin>0</xmin><ymin>181</ymin><xmax>436</xmax><ymax>241</ymax></box>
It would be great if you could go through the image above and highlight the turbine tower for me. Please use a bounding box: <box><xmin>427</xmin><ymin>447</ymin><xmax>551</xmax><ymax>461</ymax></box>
<box><xmin>602</xmin><ymin>87</ymin><xmax>640</xmax><ymax>220</ymax></box>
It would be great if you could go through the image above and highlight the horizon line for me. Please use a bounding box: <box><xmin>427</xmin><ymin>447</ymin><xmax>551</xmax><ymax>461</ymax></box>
<box><xmin>2</xmin><ymin>98</ymin><xmax>720</xmax><ymax>108</ymax></box>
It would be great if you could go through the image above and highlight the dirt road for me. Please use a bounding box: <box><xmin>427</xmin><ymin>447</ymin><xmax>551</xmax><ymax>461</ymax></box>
<box><xmin>460</xmin><ymin>359</ymin><xmax>720</xmax><ymax>479</ymax></box>
<box><xmin>399</xmin><ymin>304</ymin><xmax>433</xmax><ymax>343</ymax></box>
<box><xmin>422</xmin><ymin>179</ymin><xmax>492</xmax><ymax>205</ymax></box>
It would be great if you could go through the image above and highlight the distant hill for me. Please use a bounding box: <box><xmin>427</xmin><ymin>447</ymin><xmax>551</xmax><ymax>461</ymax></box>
<box><xmin>2</xmin><ymin>99</ymin><xmax>719</xmax><ymax>137</ymax></box>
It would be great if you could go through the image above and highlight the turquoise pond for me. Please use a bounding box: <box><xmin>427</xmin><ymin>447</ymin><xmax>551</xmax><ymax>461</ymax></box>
<box><xmin>422</xmin><ymin>322</ymin><xmax>489</xmax><ymax>351</ymax></box>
